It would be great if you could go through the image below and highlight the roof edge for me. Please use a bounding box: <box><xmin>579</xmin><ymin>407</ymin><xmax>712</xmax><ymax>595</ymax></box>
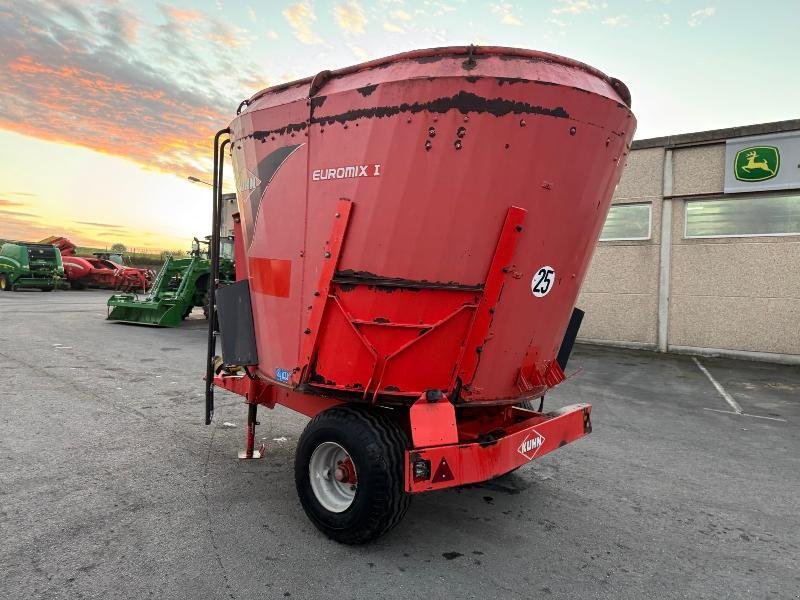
<box><xmin>632</xmin><ymin>119</ymin><xmax>800</xmax><ymax>150</ymax></box>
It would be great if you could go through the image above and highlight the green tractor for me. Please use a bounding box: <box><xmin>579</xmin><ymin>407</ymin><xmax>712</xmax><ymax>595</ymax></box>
<box><xmin>0</xmin><ymin>241</ymin><xmax>69</xmax><ymax>291</ymax></box>
<box><xmin>107</xmin><ymin>237</ymin><xmax>234</xmax><ymax>327</ymax></box>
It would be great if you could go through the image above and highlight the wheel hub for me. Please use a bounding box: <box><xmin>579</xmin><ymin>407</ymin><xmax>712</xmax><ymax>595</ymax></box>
<box><xmin>309</xmin><ymin>442</ymin><xmax>357</xmax><ymax>513</ymax></box>
<box><xmin>333</xmin><ymin>457</ymin><xmax>357</xmax><ymax>484</ymax></box>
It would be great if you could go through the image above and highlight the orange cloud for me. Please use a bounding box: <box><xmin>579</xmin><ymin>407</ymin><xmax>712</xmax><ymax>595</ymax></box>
<box><xmin>165</xmin><ymin>7</ymin><xmax>204</xmax><ymax>23</ymax></box>
<box><xmin>284</xmin><ymin>2</ymin><xmax>322</xmax><ymax>44</ymax></box>
<box><xmin>0</xmin><ymin>2</ymin><xmax>260</xmax><ymax>177</ymax></box>
<box><xmin>334</xmin><ymin>1</ymin><xmax>367</xmax><ymax>34</ymax></box>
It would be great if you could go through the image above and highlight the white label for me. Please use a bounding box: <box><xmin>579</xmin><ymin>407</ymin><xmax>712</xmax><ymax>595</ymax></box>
<box><xmin>311</xmin><ymin>164</ymin><xmax>381</xmax><ymax>181</ymax></box>
<box><xmin>531</xmin><ymin>266</ymin><xmax>555</xmax><ymax>297</ymax></box>
<box><xmin>518</xmin><ymin>431</ymin><xmax>546</xmax><ymax>460</ymax></box>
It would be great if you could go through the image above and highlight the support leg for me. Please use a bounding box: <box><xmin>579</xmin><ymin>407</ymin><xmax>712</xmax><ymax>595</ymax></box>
<box><xmin>238</xmin><ymin>403</ymin><xmax>263</xmax><ymax>459</ymax></box>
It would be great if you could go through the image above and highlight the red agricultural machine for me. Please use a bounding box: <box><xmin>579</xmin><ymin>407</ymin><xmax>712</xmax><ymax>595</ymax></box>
<box><xmin>41</xmin><ymin>236</ymin><xmax>152</xmax><ymax>291</ymax></box>
<box><xmin>205</xmin><ymin>46</ymin><xmax>635</xmax><ymax>544</ymax></box>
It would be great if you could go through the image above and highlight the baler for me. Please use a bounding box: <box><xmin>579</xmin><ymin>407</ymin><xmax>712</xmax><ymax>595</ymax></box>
<box><xmin>0</xmin><ymin>241</ymin><xmax>68</xmax><ymax>291</ymax></box>
<box><xmin>205</xmin><ymin>46</ymin><xmax>636</xmax><ymax>544</ymax></box>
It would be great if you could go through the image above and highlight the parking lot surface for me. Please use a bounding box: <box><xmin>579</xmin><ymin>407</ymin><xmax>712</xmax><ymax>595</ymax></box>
<box><xmin>1</xmin><ymin>290</ymin><xmax>798</xmax><ymax>600</ymax></box>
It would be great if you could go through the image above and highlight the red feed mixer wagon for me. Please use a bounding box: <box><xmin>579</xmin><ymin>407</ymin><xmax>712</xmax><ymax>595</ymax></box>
<box><xmin>205</xmin><ymin>46</ymin><xmax>635</xmax><ymax>544</ymax></box>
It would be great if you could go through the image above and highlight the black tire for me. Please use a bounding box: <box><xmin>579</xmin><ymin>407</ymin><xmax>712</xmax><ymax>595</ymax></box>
<box><xmin>70</xmin><ymin>281</ymin><xmax>85</xmax><ymax>290</ymax></box>
<box><xmin>40</xmin><ymin>287</ymin><xmax>54</xmax><ymax>292</ymax></box>
<box><xmin>295</xmin><ymin>406</ymin><xmax>411</xmax><ymax>545</ymax></box>
<box><xmin>0</xmin><ymin>274</ymin><xmax>10</xmax><ymax>291</ymax></box>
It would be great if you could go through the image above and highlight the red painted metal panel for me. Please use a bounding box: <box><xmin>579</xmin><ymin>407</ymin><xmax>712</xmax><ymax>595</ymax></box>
<box><xmin>308</xmin><ymin>295</ymin><xmax>378</xmax><ymax>393</ymax></box>
<box><xmin>234</xmin><ymin>143</ymin><xmax>308</xmax><ymax>384</ymax></box>
<box><xmin>405</xmin><ymin>404</ymin><xmax>592</xmax><ymax>493</ymax></box>
<box><xmin>409</xmin><ymin>395</ymin><xmax>458</xmax><ymax>447</ymax></box>
<box><xmin>249</xmin><ymin>258</ymin><xmax>291</xmax><ymax>297</ymax></box>
<box><xmin>456</xmin><ymin>206</ymin><xmax>526</xmax><ymax>391</ymax></box>
<box><xmin>311</xmin><ymin>284</ymin><xmax>479</xmax><ymax>397</ymax></box>
<box><xmin>213</xmin><ymin>373</ymin><xmax>278</xmax><ymax>406</ymax></box>
<box><xmin>232</xmin><ymin>213</ymin><xmax>248</xmax><ymax>281</ymax></box>
<box><xmin>298</xmin><ymin>199</ymin><xmax>353</xmax><ymax>384</ymax></box>
<box><xmin>213</xmin><ymin>373</ymin><xmax>341</xmax><ymax>418</ymax></box>
<box><xmin>375</xmin><ymin>307</ymin><xmax>475</xmax><ymax>396</ymax></box>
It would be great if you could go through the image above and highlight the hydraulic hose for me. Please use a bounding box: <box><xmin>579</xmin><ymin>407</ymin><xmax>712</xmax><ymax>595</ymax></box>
<box><xmin>205</xmin><ymin>128</ymin><xmax>230</xmax><ymax>425</ymax></box>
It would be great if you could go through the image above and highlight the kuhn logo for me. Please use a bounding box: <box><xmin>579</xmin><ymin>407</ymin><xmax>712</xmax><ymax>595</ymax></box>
<box><xmin>518</xmin><ymin>431</ymin><xmax>545</xmax><ymax>461</ymax></box>
<box><xmin>311</xmin><ymin>164</ymin><xmax>381</xmax><ymax>181</ymax></box>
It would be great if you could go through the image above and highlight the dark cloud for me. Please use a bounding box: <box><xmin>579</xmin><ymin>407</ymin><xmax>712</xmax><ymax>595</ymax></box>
<box><xmin>75</xmin><ymin>221</ymin><xmax>125</xmax><ymax>229</ymax></box>
<box><xmin>0</xmin><ymin>1</ymin><xmax>262</xmax><ymax>174</ymax></box>
<box><xmin>0</xmin><ymin>208</ymin><xmax>38</xmax><ymax>218</ymax></box>
<box><xmin>0</xmin><ymin>211</ymin><xmax>54</xmax><ymax>242</ymax></box>
<box><xmin>0</xmin><ymin>207</ymin><xmax>165</xmax><ymax>251</ymax></box>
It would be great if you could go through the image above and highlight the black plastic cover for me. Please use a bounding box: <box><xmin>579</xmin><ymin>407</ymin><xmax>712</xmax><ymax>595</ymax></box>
<box><xmin>216</xmin><ymin>279</ymin><xmax>259</xmax><ymax>366</ymax></box>
<box><xmin>556</xmin><ymin>307</ymin><xmax>584</xmax><ymax>370</ymax></box>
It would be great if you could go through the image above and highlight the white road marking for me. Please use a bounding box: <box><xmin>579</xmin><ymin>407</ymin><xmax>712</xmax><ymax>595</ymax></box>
<box><xmin>693</xmin><ymin>357</ymin><xmax>743</xmax><ymax>414</ymax></box>
<box><xmin>702</xmin><ymin>408</ymin><xmax>787</xmax><ymax>423</ymax></box>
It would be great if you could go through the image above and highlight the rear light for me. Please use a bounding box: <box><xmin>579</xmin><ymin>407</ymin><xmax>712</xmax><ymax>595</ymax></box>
<box><xmin>412</xmin><ymin>458</ymin><xmax>431</xmax><ymax>481</ymax></box>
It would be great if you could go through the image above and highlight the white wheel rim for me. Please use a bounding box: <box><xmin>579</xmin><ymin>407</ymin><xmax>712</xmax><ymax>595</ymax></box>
<box><xmin>309</xmin><ymin>442</ymin><xmax>357</xmax><ymax>513</ymax></box>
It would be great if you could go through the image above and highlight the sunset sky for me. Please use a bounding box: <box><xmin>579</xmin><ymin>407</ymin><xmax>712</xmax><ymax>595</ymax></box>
<box><xmin>1</xmin><ymin>0</ymin><xmax>798</xmax><ymax>251</ymax></box>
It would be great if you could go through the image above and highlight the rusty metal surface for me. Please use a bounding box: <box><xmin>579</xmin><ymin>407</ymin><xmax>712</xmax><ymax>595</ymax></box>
<box><xmin>228</xmin><ymin>46</ymin><xmax>636</xmax><ymax>405</ymax></box>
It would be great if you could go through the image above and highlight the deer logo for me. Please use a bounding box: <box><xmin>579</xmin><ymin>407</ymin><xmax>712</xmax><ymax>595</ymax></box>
<box><xmin>741</xmin><ymin>150</ymin><xmax>775</xmax><ymax>175</ymax></box>
<box><xmin>734</xmin><ymin>146</ymin><xmax>780</xmax><ymax>182</ymax></box>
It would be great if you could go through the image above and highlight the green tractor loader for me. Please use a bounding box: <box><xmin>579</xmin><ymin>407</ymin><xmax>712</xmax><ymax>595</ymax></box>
<box><xmin>0</xmin><ymin>241</ymin><xmax>69</xmax><ymax>291</ymax></box>
<box><xmin>107</xmin><ymin>237</ymin><xmax>234</xmax><ymax>327</ymax></box>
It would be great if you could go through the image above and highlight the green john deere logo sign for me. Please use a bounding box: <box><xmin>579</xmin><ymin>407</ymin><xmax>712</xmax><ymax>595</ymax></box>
<box><xmin>734</xmin><ymin>146</ymin><xmax>780</xmax><ymax>182</ymax></box>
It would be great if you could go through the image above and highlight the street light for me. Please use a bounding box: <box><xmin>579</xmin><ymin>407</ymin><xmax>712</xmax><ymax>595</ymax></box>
<box><xmin>187</xmin><ymin>176</ymin><xmax>212</xmax><ymax>186</ymax></box>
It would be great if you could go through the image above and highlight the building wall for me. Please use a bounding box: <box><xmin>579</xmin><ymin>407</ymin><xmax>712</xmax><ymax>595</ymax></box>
<box><xmin>577</xmin><ymin>147</ymin><xmax>663</xmax><ymax>348</ymax></box>
<box><xmin>220</xmin><ymin>193</ymin><xmax>237</xmax><ymax>238</ymax></box>
<box><xmin>668</xmin><ymin>196</ymin><xmax>800</xmax><ymax>356</ymax></box>
<box><xmin>576</xmin><ymin>135</ymin><xmax>800</xmax><ymax>361</ymax></box>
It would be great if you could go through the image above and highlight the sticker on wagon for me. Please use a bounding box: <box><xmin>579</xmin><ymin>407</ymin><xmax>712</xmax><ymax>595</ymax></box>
<box><xmin>531</xmin><ymin>265</ymin><xmax>555</xmax><ymax>298</ymax></box>
<box><xmin>311</xmin><ymin>164</ymin><xmax>381</xmax><ymax>181</ymax></box>
<box><xmin>518</xmin><ymin>431</ymin><xmax>546</xmax><ymax>460</ymax></box>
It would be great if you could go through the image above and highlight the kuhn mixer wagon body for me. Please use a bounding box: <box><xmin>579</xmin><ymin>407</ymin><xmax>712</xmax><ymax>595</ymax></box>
<box><xmin>205</xmin><ymin>46</ymin><xmax>635</xmax><ymax>543</ymax></box>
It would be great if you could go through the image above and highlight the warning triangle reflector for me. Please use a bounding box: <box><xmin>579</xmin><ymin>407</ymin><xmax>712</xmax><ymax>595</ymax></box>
<box><xmin>433</xmin><ymin>458</ymin><xmax>454</xmax><ymax>482</ymax></box>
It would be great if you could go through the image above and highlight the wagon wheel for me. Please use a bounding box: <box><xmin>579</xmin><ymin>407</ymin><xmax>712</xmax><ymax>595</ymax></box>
<box><xmin>295</xmin><ymin>406</ymin><xmax>411</xmax><ymax>544</ymax></box>
<box><xmin>0</xmin><ymin>274</ymin><xmax>10</xmax><ymax>291</ymax></box>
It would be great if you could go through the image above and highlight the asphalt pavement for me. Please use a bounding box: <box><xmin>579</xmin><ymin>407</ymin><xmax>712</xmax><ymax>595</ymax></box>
<box><xmin>1</xmin><ymin>290</ymin><xmax>798</xmax><ymax>599</ymax></box>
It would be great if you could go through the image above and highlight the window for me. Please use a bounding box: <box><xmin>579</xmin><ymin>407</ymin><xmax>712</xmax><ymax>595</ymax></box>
<box><xmin>599</xmin><ymin>203</ymin><xmax>651</xmax><ymax>241</ymax></box>
<box><xmin>220</xmin><ymin>238</ymin><xmax>235</xmax><ymax>261</ymax></box>
<box><xmin>685</xmin><ymin>194</ymin><xmax>800</xmax><ymax>238</ymax></box>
